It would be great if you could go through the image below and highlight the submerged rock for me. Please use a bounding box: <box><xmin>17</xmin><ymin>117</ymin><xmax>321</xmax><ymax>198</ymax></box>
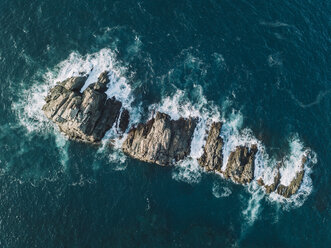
<box><xmin>42</xmin><ymin>72</ymin><xmax>127</xmax><ymax>142</ymax></box>
<box><xmin>198</xmin><ymin>122</ymin><xmax>224</xmax><ymax>172</ymax></box>
<box><xmin>122</xmin><ymin>112</ymin><xmax>197</xmax><ymax>166</ymax></box>
<box><xmin>223</xmin><ymin>145</ymin><xmax>258</xmax><ymax>184</ymax></box>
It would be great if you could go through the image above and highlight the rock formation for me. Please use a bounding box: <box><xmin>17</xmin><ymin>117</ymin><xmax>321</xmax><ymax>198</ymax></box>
<box><xmin>223</xmin><ymin>145</ymin><xmax>258</xmax><ymax>184</ymax></box>
<box><xmin>198</xmin><ymin>122</ymin><xmax>224</xmax><ymax>172</ymax></box>
<box><xmin>276</xmin><ymin>156</ymin><xmax>307</xmax><ymax>198</ymax></box>
<box><xmin>41</xmin><ymin>73</ymin><xmax>310</xmax><ymax>199</ymax></box>
<box><xmin>122</xmin><ymin>112</ymin><xmax>197</xmax><ymax>166</ymax></box>
<box><xmin>42</xmin><ymin>71</ymin><xmax>128</xmax><ymax>142</ymax></box>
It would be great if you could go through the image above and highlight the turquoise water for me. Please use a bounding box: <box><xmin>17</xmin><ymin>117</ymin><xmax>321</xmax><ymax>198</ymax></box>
<box><xmin>0</xmin><ymin>0</ymin><xmax>330</xmax><ymax>247</ymax></box>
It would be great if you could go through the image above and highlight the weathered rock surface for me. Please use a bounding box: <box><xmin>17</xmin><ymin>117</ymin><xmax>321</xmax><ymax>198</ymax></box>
<box><xmin>42</xmin><ymin>72</ymin><xmax>128</xmax><ymax>142</ymax></box>
<box><xmin>122</xmin><ymin>112</ymin><xmax>197</xmax><ymax>166</ymax></box>
<box><xmin>276</xmin><ymin>156</ymin><xmax>306</xmax><ymax>198</ymax></box>
<box><xmin>223</xmin><ymin>145</ymin><xmax>258</xmax><ymax>184</ymax></box>
<box><xmin>198</xmin><ymin>122</ymin><xmax>224</xmax><ymax>172</ymax></box>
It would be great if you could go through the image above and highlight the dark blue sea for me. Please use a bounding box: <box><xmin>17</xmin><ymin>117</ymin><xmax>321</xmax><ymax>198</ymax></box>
<box><xmin>0</xmin><ymin>0</ymin><xmax>330</xmax><ymax>247</ymax></box>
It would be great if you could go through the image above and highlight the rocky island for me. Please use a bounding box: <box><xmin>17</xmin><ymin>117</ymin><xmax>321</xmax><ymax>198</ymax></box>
<box><xmin>42</xmin><ymin>72</ymin><xmax>129</xmax><ymax>142</ymax></box>
<box><xmin>42</xmin><ymin>72</ymin><xmax>310</xmax><ymax>199</ymax></box>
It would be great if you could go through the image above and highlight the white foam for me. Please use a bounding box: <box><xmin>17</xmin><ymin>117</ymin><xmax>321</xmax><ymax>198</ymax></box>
<box><xmin>49</xmin><ymin>48</ymin><xmax>134</xmax><ymax>111</ymax></box>
<box><xmin>279</xmin><ymin>136</ymin><xmax>309</xmax><ymax>186</ymax></box>
<box><xmin>242</xmin><ymin>182</ymin><xmax>265</xmax><ymax>225</ymax></box>
<box><xmin>212</xmin><ymin>181</ymin><xmax>232</xmax><ymax>198</ymax></box>
<box><xmin>172</xmin><ymin>157</ymin><xmax>202</xmax><ymax>184</ymax></box>
<box><xmin>12</xmin><ymin>80</ymin><xmax>52</xmax><ymax>133</ymax></box>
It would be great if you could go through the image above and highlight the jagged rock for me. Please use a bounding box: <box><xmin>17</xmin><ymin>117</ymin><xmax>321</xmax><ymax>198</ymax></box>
<box><xmin>119</xmin><ymin>109</ymin><xmax>130</xmax><ymax>133</ymax></box>
<box><xmin>223</xmin><ymin>145</ymin><xmax>258</xmax><ymax>184</ymax></box>
<box><xmin>42</xmin><ymin>72</ymin><xmax>127</xmax><ymax>142</ymax></box>
<box><xmin>198</xmin><ymin>122</ymin><xmax>224</xmax><ymax>172</ymax></box>
<box><xmin>122</xmin><ymin>112</ymin><xmax>197</xmax><ymax>166</ymax></box>
<box><xmin>276</xmin><ymin>156</ymin><xmax>306</xmax><ymax>198</ymax></box>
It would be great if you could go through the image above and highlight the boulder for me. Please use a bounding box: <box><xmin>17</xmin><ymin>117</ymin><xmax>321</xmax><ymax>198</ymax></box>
<box><xmin>122</xmin><ymin>112</ymin><xmax>197</xmax><ymax>166</ymax></box>
<box><xmin>223</xmin><ymin>145</ymin><xmax>258</xmax><ymax>184</ymax></box>
<box><xmin>198</xmin><ymin>122</ymin><xmax>224</xmax><ymax>172</ymax></box>
<box><xmin>42</xmin><ymin>72</ymin><xmax>127</xmax><ymax>142</ymax></box>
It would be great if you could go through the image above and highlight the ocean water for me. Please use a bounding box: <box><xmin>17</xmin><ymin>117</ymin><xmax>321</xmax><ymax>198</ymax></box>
<box><xmin>0</xmin><ymin>0</ymin><xmax>330</xmax><ymax>247</ymax></box>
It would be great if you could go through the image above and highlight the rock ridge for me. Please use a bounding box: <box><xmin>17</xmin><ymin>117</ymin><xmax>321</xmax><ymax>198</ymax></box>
<box><xmin>42</xmin><ymin>73</ymin><xmax>311</xmax><ymax>199</ymax></box>
<box><xmin>122</xmin><ymin>112</ymin><xmax>197</xmax><ymax>166</ymax></box>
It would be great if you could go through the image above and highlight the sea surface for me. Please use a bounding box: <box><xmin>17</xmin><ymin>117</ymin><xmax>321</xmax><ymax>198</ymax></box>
<box><xmin>0</xmin><ymin>0</ymin><xmax>330</xmax><ymax>247</ymax></box>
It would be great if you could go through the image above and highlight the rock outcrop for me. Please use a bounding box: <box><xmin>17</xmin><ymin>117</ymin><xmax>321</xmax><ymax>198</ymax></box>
<box><xmin>198</xmin><ymin>122</ymin><xmax>224</xmax><ymax>172</ymax></box>
<box><xmin>223</xmin><ymin>145</ymin><xmax>258</xmax><ymax>184</ymax></box>
<box><xmin>276</xmin><ymin>156</ymin><xmax>307</xmax><ymax>198</ymax></box>
<box><xmin>122</xmin><ymin>112</ymin><xmax>197</xmax><ymax>166</ymax></box>
<box><xmin>41</xmin><ymin>73</ymin><xmax>310</xmax><ymax>200</ymax></box>
<box><xmin>42</xmin><ymin>72</ymin><xmax>128</xmax><ymax>142</ymax></box>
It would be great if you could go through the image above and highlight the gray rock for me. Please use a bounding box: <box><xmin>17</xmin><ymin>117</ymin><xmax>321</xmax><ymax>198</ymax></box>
<box><xmin>59</xmin><ymin>76</ymin><xmax>87</xmax><ymax>91</ymax></box>
<box><xmin>223</xmin><ymin>145</ymin><xmax>258</xmax><ymax>184</ymax></box>
<box><xmin>122</xmin><ymin>112</ymin><xmax>197</xmax><ymax>166</ymax></box>
<box><xmin>198</xmin><ymin>122</ymin><xmax>224</xmax><ymax>172</ymax></box>
<box><xmin>42</xmin><ymin>72</ymin><xmax>126</xmax><ymax>143</ymax></box>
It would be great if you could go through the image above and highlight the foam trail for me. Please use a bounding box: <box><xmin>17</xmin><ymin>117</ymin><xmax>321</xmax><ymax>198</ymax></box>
<box><xmin>242</xmin><ymin>182</ymin><xmax>265</xmax><ymax>226</ymax></box>
<box><xmin>54</xmin><ymin>132</ymin><xmax>69</xmax><ymax>169</ymax></box>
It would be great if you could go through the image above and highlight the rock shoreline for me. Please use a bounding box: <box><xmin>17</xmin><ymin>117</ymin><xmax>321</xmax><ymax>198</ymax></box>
<box><xmin>42</xmin><ymin>72</ymin><xmax>310</xmax><ymax>199</ymax></box>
